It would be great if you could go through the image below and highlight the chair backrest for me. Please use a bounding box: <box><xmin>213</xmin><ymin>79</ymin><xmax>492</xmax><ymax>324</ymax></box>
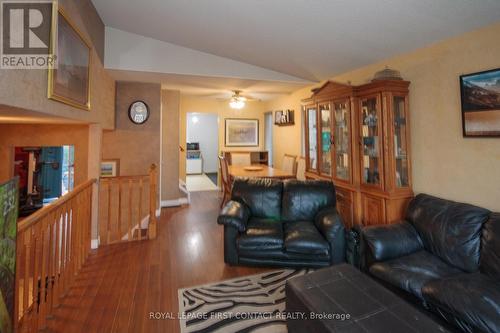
<box><xmin>218</xmin><ymin>155</ymin><xmax>230</xmax><ymax>189</ymax></box>
<box><xmin>296</xmin><ymin>157</ymin><xmax>306</xmax><ymax>180</ymax></box>
<box><xmin>282</xmin><ymin>154</ymin><xmax>297</xmax><ymax>174</ymax></box>
<box><xmin>231</xmin><ymin>153</ymin><xmax>251</xmax><ymax>166</ymax></box>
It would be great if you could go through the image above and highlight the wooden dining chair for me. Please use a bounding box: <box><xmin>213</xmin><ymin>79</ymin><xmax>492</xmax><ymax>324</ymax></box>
<box><xmin>218</xmin><ymin>155</ymin><xmax>231</xmax><ymax>208</ymax></box>
<box><xmin>296</xmin><ymin>156</ymin><xmax>306</xmax><ymax>180</ymax></box>
<box><xmin>231</xmin><ymin>153</ymin><xmax>251</xmax><ymax>166</ymax></box>
<box><xmin>282</xmin><ymin>154</ymin><xmax>297</xmax><ymax>175</ymax></box>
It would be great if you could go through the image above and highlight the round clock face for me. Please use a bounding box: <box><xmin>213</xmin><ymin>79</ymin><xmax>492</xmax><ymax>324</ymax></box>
<box><xmin>128</xmin><ymin>101</ymin><xmax>149</xmax><ymax>124</ymax></box>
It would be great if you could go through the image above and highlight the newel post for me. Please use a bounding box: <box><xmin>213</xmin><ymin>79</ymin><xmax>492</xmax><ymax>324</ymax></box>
<box><xmin>149</xmin><ymin>164</ymin><xmax>158</xmax><ymax>239</ymax></box>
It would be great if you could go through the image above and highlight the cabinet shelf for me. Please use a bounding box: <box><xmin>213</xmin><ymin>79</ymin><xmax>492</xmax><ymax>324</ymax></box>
<box><xmin>303</xmin><ymin>80</ymin><xmax>412</xmax><ymax>227</ymax></box>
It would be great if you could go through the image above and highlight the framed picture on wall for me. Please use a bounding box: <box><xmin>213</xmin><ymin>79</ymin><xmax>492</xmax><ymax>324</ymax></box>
<box><xmin>225</xmin><ymin>119</ymin><xmax>259</xmax><ymax>147</ymax></box>
<box><xmin>460</xmin><ymin>68</ymin><xmax>500</xmax><ymax>137</ymax></box>
<box><xmin>48</xmin><ymin>7</ymin><xmax>92</xmax><ymax>111</ymax></box>
<box><xmin>100</xmin><ymin>159</ymin><xmax>120</xmax><ymax>178</ymax></box>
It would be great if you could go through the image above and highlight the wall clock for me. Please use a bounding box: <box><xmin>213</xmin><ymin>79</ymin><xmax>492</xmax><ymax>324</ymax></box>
<box><xmin>128</xmin><ymin>100</ymin><xmax>150</xmax><ymax>124</ymax></box>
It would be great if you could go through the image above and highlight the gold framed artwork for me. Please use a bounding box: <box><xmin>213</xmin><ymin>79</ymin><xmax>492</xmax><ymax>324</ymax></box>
<box><xmin>100</xmin><ymin>159</ymin><xmax>120</xmax><ymax>178</ymax></box>
<box><xmin>48</xmin><ymin>6</ymin><xmax>91</xmax><ymax>111</ymax></box>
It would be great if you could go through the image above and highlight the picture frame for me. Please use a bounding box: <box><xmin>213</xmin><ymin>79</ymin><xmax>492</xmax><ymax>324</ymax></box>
<box><xmin>100</xmin><ymin>159</ymin><xmax>120</xmax><ymax>178</ymax></box>
<box><xmin>48</xmin><ymin>6</ymin><xmax>92</xmax><ymax>111</ymax></box>
<box><xmin>460</xmin><ymin>68</ymin><xmax>500</xmax><ymax>137</ymax></box>
<box><xmin>274</xmin><ymin>109</ymin><xmax>295</xmax><ymax>126</ymax></box>
<box><xmin>224</xmin><ymin>119</ymin><xmax>259</xmax><ymax>147</ymax></box>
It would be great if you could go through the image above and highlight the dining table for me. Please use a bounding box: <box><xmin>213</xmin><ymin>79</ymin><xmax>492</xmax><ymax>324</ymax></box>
<box><xmin>228</xmin><ymin>164</ymin><xmax>295</xmax><ymax>179</ymax></box>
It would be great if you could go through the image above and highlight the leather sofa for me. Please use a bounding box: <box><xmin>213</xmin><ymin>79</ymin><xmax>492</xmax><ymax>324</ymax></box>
<box><xmin>362</xmin><ymin>194</ymin><xmax>500</xmax><ymax>333</ymax></box>
<box><xmin>217</xmin><ymin>178</ymin><xmax>345</xmax><ymax>268</ymax></box>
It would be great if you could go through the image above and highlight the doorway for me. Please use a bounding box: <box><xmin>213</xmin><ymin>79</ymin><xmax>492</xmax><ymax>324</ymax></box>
<box><xmin>264</xmin><ymin>112</ymin><xmax>274</xmax><ymax>166</ymax></box>
<box><xmin>186</xmin><ymin>113</ymin><xmax>219</xmax><ymax>191</ymax></box>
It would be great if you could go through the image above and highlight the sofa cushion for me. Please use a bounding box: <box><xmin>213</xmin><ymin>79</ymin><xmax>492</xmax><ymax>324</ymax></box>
<box><xmin>369</xmin><ymin>250</ymin><xmax>462</xmax><ymax>300</ymax></box>
<box><xmin>284</xmin><ymin>221</ymin><xmax>329</xmax><ymax>255</ymax></box>
<box><xmin>480</xmin><ymin>213</ymin><xmax>500</xmax><ymax>280</ymax></box>
<box><xmin>237</xmin><ymin>218</ymin><xmax>283</xmax><ymax>252</ymax></box>
<box><xmin>406</xmin><ymin>194</ymin><xmax>490</xmax><ymax>272</ymax></box>
<box><xmin>282</xmin><ymin>180</ymin><xmax>335</xmax><ymax>222</ymax></box>
<box><xmin>232</xmin><ymin>178</ymin><xmax>282</xmax><ymax>220</ymax></box>
<box><xmin>422</xmin><ymin>273</ymin><xmax>500</xmax><ymax>333</ymax></box>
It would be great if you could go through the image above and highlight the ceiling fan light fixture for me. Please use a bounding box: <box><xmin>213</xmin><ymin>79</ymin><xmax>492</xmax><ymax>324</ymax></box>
<box><xmin>229</xmin><ymin>96</ymin><xmax>245</xmax><ymax>109</ymax></box>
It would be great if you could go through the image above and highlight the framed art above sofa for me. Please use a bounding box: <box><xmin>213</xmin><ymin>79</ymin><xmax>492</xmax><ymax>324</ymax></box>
<box><xmin>460</xmin><ymin>68</ymin><xmax>500</xmax><ymax>137</ymax></box>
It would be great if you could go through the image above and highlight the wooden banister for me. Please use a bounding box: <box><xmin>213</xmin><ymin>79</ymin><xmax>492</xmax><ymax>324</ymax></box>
<box><xmin>16</xmin><ymin>179</ymin><xmax>95</xmax><ymax>332</ymax></box>
<box><xmin>98</xmin><ymin>164</ymin><xmax>158</xmax><ymax>244</ymax></box>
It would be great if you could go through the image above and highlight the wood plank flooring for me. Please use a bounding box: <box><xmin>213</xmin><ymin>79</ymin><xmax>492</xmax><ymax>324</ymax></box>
<box><xmin>45</xmin><ymin>191</ymin><xmax>270</xmax><ymax>333</ymax></box>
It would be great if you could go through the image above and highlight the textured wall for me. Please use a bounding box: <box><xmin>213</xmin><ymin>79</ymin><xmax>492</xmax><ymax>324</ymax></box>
<box><xmin>102</xmin><ymin>82</ymin><xmax>161</xmax><ymax>176</ymax></box>
<box><xmin>265</xmin><ymin>22</ymin><xmax>500</xmax><ymax>211</ymax></box>
<box><xmin>0</xmin><ymin>124</ymin><xmax>89</xmax><ymax>186</ymax></box>
<box><xmin>0</xmin><ymin>0</ymin><xmax>114</xmax><ymax>129</ymax></box>
<box><xmin>161</xmin><ymin>90</ymin><xmax>185</xmax><ymax>201</ymax></box>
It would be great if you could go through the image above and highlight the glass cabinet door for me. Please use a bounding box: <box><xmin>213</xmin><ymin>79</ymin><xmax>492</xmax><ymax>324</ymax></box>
<box><xmin>360</xmin><ymin>97</ymin><xmax>382</xmax><ymax>187</ymax></box>
<box><xmin>319</xmin><ymin>103</ymin><xmax>332</xmax><ymax>176</ymax></box>
<box><xmin>333</xmin><ymin>100</ymin><xmax>350</xmax><ymax>181</ymax></box>
<box><xmin>393</xmin><ymin>96</ymin><xmax>409</xmax><ymax>188</ymax></box>
<box><xmin>307</xmin><ymin>107</ymin><xmax>318</xmax><ymax>171</ymax></box>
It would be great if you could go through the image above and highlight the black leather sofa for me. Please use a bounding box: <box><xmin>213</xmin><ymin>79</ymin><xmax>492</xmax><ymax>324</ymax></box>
<box><xmin>362</xmin><ymin>194</ymin><xmax>500</xmax><ymax>333</ymax></box>
<box><xmin>217</xmin><ymin>178</ymin><xmax>345</xmax><ymax>268</ymax></box>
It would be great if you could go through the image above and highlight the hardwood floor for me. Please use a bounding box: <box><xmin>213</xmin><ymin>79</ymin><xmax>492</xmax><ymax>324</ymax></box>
<box><xmin>45</xmin><ymin>191</ymin><xmax>270</xmax><ymax>333</ymax></box>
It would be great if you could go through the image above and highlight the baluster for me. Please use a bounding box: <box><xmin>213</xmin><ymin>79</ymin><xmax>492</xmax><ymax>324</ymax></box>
<box><xmin>138</xmin><ymin>178</ymin><xmax>143</xmax><ymax>240</ymax></box>
<box><xmin>118</xmin><ymin>179</ymin><xmax>122</xmax><ymax>242</ymax></box>
<box><xmin>106</xmin><ymin>180</ymin><xmax>111</xmax><ymax>245</ymax></box>
<box><xmin>52</xmin><ymin>207</ymin><xmax>61</xmax><ymax>309</ymax></box>
<box><xmin>128</xmin><ymin>179</ymin><xmax>133</xmax><ymax>240</ymax></box>
<box><xmin>37</xmin><ymin>218</ymin><xmax>48</xmax><ymax>329</ymax></box>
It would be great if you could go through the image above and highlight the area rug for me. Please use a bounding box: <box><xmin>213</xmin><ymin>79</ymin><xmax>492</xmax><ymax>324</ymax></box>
<box><xmin>178</xmin><ymin>269</ymin><xmax>312</xmax><ymax>333</ymax></box>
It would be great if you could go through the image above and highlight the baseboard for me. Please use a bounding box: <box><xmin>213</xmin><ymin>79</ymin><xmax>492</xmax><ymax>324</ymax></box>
<box><xmin>91</xmin><ymin>238</ymin><xmax>99</xmax><ymax>249</ymax></box>
<box><xmin>161</xmin><ymin>197</ymin><xmax>189</xmax><ymax>207</ymax></box>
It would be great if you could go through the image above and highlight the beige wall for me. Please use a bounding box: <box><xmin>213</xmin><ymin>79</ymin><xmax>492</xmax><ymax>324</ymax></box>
<box><xmin>161</xmin><ymin>90</ymin><xmax>186</xmax><ymax>201</ymax></box>
<box><xmin>102</xmin><ymin>82</ymin><xmax>161</xmax><ymax>176</ymax></box>
<box><xmin>179</xmin><ymin>95</ymin><xmax>268</xmax><ymax>181</ymax></box>
<box><xmin>0</xmin><ymin>0</ymin><xmax>115</xmax><ymax>129</ymax></box>
<box><xmin>265</xmin><ymin>22</ymin><xmax>500</xmax><ymax>211</ymax></box>
<box><xmin>0</xmin><ymin>124</ymin><xmax>90</xmax><ymax>185</ymax></box>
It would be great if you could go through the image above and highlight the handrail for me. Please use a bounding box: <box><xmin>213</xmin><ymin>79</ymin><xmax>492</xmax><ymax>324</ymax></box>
<box><xmin>18</xmin><ymin>179</ymin><xmax>96</xmax><ymax>232</ymax></box>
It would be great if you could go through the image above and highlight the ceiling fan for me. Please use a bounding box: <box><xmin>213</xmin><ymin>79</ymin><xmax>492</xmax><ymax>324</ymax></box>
<box><xmin>228</xmin><ymin>90</ymin><xmax>256</xmax><ymax>109</ymax></box>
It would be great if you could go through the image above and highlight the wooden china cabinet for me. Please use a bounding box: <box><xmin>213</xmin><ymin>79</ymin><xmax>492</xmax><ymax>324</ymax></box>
<box><xmin>303</xmin><ymin>80</ymin><xmax>413</xmax><ymax>227</ymax></box>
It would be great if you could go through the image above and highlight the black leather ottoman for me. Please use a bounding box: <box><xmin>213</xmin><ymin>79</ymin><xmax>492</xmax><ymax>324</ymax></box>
<box><xmin>285</xmin><ymin>264</ymin><xmax>451</xmax><ymax>333</ymax></box>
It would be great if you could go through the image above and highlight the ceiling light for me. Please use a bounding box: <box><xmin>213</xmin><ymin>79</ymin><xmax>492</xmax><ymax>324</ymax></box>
<box><xmin>229</xmin><ymin>97</ymin><xmax>245</xmax><ymax>109</ymax></box>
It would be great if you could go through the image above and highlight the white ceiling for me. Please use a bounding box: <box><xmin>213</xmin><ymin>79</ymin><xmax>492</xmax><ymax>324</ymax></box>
<box><xmin>109</xmin><ymin>70</ymin><xmax>307</xmax><ymax>100</ymax></box>
<box><xmin>92</xmin><ymin>0</ymin><xmax>500</xmax><ymax>83</ymax></box>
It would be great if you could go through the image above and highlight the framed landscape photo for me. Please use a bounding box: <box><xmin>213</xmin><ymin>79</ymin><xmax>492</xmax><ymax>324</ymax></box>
<box><xmin>100</xmin><ymin>159</ymin><xmax>120</xmax><ymax>178</ymax></box>
<box><xmin>48</xmin><ymin>7</ymin><xmax>91</xmax><ymax>111</ymax></box>
<box><xmin>460</xmin><ymin>68</ymin><xmax>500</xmax><ymax>137</ymax></box>
<box><xmin>225</xmin><ymin>119</ymin><xmax>259</xmax><ymax>147</ymax></box>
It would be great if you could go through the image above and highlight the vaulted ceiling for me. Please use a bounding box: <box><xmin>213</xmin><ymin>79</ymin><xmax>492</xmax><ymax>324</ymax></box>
<box><xmin>92</xmin><ymin>0</ymin><xmax>500</xmax><ymax>95</ymax></box>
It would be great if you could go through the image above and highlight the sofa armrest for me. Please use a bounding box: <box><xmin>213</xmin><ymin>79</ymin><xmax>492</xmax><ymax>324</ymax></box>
<box><xmin>217</xmin><ymin>200</ymin><xmax>250</xmax><ymax>232</ymax></box>
<box><xmin>315</xmin><ymin>207</ymin><xmax>346</xmax><ymax>264</ymax></box>
<box><xmin>362</xmin><ymin>221</ymin><xmax>423</xmax><ymax>262</ymax></box>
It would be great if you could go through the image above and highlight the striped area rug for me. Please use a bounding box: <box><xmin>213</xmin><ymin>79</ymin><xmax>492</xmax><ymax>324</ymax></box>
<box><xmin>178</xmin><ymin>269</ymin><xmax>312</xmax><ymax>333</ymax></box>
